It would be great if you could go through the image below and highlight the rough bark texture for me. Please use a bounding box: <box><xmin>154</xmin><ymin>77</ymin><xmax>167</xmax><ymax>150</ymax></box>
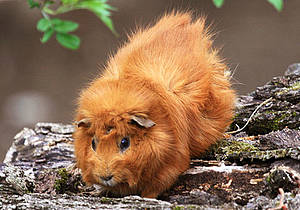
<box><xmin>232</xmin><ymin>63</ymin><xmax>300</xmax><ymax>135</ymax></box>
<box><xmin>1</xmin><ymin>64</ymin><xmax>300</xmax><ymax>209</ymax></box>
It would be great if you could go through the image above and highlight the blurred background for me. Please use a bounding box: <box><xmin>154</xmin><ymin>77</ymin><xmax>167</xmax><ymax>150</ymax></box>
<box><xmin>0</xmin><ymin>0</ymin><xmax>299</xmax><ymax>161</ymax></box>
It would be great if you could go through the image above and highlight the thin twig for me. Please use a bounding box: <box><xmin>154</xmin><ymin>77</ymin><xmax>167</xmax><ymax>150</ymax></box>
<box><xmin>41</xmin><ymin>10</ymin><xmax>50</xmax><ymax>20</ymax></box>
<box><xmin>230</xmin><ymin>63</ymin><xmax>239</xmax><ymax>80</ymax></box>
<box><xmin>268</xmin><ymin>188</ymin><xmax>287</xmax><ymax>210</ymax></box>
<box><xmin>226</xmin><ymin>97</ymin><xmax>273</xmax><ymax>135</ymax></box>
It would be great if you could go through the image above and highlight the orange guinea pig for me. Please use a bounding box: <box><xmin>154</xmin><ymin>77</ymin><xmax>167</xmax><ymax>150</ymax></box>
<box><xmin>73</xmin><ymin>12</ymin><xmax>236</xmax><ymax>198</ymax></box>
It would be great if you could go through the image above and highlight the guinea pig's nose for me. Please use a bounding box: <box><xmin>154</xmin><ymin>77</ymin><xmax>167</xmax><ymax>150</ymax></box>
<box><xmin>100</xmin><ymin>175</ymin><xmax>113</xmax><ymax>181</ymax></box>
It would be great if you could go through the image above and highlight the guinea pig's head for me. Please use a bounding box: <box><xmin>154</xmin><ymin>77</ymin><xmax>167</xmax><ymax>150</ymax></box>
<box><xmin>73</xmin><ymin>110</ymin><xmax>160</xmax><ymax>193</ymax></box>
<box><xmin>73</xmin><ymin>80</ymin><xmax>190</xmax><ymax>196</ymax></box>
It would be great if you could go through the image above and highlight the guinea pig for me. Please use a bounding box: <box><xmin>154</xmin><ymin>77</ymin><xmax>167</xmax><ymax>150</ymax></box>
<box><xmin>73</xmin><ymin>12</ymin><xmax>236</xmax><ymax>198</ymax></box>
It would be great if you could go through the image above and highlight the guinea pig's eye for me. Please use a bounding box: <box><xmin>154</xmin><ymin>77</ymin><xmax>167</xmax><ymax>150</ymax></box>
<box><xmin>119</xmin><ymin>137</ymin><xmax>130</xmax><ymax>152</ymax></box>
<box><xmin>91</xmin><ymin>136</ymin><xmax>98</xmax><ymax>151</ymax></box>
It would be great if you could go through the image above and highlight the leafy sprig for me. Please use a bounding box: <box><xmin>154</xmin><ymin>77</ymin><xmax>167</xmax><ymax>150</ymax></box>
<box><xmin>28</xmin><ymin>0</ymin><xmax>285</xmax><ymax>51</ymax></box>
<box><xmin>27</xmin><ymin>0</ymin><xmax>116</xmax><ymax>50</ymax></box>
<box><xmin>212</xmin><ymin>0</ymin><xmax>284</xmax><ymax>12</ymax></box>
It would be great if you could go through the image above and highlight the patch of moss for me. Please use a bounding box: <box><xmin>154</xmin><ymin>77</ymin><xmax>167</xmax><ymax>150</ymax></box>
<box><xmin>173</xmin><ymin>206</ymin><xmax>184</xmax><ymax>210</ymax></box>
<box><xmin>207</xmin><ymin>139</ymin><xmax>259</xmax><ymax>161</ymax></box>
<box><xmin>275</xmin><ymin>82</ymin><xmax>300</xmax><ymax>98</ymax></box>
<box><xmin>248</xmin><ymin>149</ymin><xmax>288</xmax><ymax>161</ymax></box>
<box><xmin>209</xmin><ymin>143</ymin><xmax>294</xmax><ymax>162</ymax></box>
<box><xmin>291</xmin><ymin>82</ymin><xmax>300</xmax><ymax>90</ymax></box>
<box><xmin>247</xmin><ymin>111</ymin><xmax>292</xmax><ymax>135</ymax></box>
<box><xmin>292</xmin><ymin>111</ymin><xmax>297</xmax><ymax>117</ymax></box>
<box><xmin>100</xmin><ymin>197</ymin><xmax>114</xmax><ymax>204</ymax></box>
<box><xmin>231</xmin><ymin>99</ymin><xmax>299</xmax><ymax>135</ymax></box>
<box><xmin>54</xmin><ymin>168</ymin><xmax>70</xmax><ymax>194</ymax></box>
<box><xmin>229</xmin><ymin>110</ymin><xmax>287</xmax><ymax>135</ymax></box>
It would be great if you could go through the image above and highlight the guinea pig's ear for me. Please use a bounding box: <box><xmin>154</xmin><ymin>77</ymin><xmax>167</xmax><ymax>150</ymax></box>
<box><xmin>74</xmin><ymin>118</ymin><xmax>91</xmax><ymax>128</ymax></box>
<box><xmin>130</xmin><ymin>115</ymin><xmax>156</xmax><ymax>128</ymax></box>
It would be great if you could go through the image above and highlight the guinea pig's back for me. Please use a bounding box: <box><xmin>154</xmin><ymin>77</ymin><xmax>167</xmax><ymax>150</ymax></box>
<box><xmin>104</xmin><ymin>13</ymin><xmax>214</xmax><ymax>94</ymax></box>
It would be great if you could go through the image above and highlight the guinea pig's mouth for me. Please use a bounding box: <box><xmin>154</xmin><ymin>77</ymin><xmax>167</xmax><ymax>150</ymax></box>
<box><xmin>99</xmin><ymin>178</ymin><xmax>117</xmax><ymax>187</ymax></box>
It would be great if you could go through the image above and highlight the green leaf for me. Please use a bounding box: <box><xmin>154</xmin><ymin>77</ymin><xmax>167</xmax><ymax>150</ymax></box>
<box><xmin>41</xmin><ymin>28</ymin><xmax>55</xmax><ymax>43</ymax></box>
<box><xmin>37</xmin><ymin>18</ymin><xmax>52</xmax><ymax>32</ymax></box>
<box><xmin>54</xmin><ymin>20</ymin><xmax>79</xmax><ymax>33</ymax></box>
<box><xmin>56</xmin><ymin>33</ymin><xmax>80</xmax><ymax>50</ymax></box>
<box><xmin>76</xmin><ymin>1</ymin><xmax>117</xmax><ymax>34</ymax></box>
<box><xmin>102</xmin><ymin>3</ymin><xmax>117</xmax><ymax>11</ymax></box>
<box><xmin>213</xmin><ymin>0</ymin><xmax>225</xmax><ymax>8</ymax></box>
<box><xmin>97</xmin><ymin>14</ymin><xmax>117</xmax><ymax>35</ymax></box>
<box><xmin>51</xmin><ymin>18</ymin><xmax>63</xmax><ymax>26</ymax></box>
<box><xmin>77</xmin><ymin>1</ymin><xmax>106</xmax><ymax>11</ymax></box>
<box><xmin>61</xmin><ymin>0</ymin><xmax>79</xmax><ymax>4</ymax></box>
<box><xmin>27</xmin><ymin>0</ymin><xmax>40</xmax><ymax>8</ymax></box>
<box><xmin>267</xmin><ymin>0</ymin><xmax>283</xmax><ymax>12</ymax></box>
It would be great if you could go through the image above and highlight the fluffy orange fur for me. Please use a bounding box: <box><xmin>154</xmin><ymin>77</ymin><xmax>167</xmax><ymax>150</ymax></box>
<box><xmin>73</xmin><ymin>12</ymin><xmax>236</xmax><ymax>198</ymax></box>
